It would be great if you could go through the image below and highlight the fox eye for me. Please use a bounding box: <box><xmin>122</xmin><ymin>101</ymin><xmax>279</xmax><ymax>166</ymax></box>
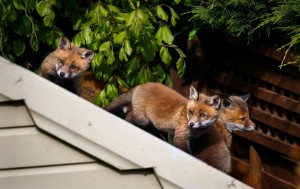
<box><xmin>70</xmin><ymin>65</ymin><xmax>77</xmax><ymax>69</ymax></box>
<box><xmin>240</xmin><ymin>117</ymin><xmax>246</xmax><ymax>121</ymax></box>
<box><xmin>189</xmin><ymin>110</ymin><xmax>194</xmax><ymax>115</ymax></box>
<box><xmin>58</xmin><ymin>58</ymin><xmax>64</xmax><ymax>65</ymax></box>
<box><xmin>200</xmin><ymin>113</ymin><xmax>207</xmax><ymax>118</ymax></box>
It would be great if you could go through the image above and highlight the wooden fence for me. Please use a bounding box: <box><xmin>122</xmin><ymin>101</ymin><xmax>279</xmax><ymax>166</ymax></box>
<box><xmin>173</xmin><ymin>32</ymin><xmax>300</xmax><ymax>189</ymax></box>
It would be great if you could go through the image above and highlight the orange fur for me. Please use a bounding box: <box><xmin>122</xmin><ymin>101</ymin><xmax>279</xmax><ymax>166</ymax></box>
<box><xmin>80</xmin><ymin>71</ymin><xmax>105</xmax><ymax>102</ymax></box>
<box><xmin>106</xmin><ymin>82</ymin><xmax>220</xmax><ymax>153</ymax></box>
<box><xmin>217</xmin><ymin>95</ymin><xmax>256</xmax><ymax>148</ymax></box>
<box><xmin>38</xmin><ymin>36</ymin><xmax>94</xmax><ymax>95</ymax></box>
<box><xmin>192</xmin><ymin>94</ymin><xmax>256</xmax><ymax>174</ymax></box>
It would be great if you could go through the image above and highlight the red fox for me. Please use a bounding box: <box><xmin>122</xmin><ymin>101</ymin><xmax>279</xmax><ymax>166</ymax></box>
<box><xmin>191</xmin><ymin>93</ymin><xmax>256</xmax><ymax>174</ymax></box>
<box><xmin>216</xmin><ymin>94</ymin><xmax>256</xmax><ymax>148</ymax></box>
<box><xmin>38</xmin><ymin>36</ymin><xmax>94</xmax><ymax>95</ymax></box>
<box><xmin>105</xmin><ymin>82</ymin><xmax>220</xmax><ymax>153</ymax></box>
<box><xmin>190</xmin><ymin>93</ymin><xmax>230</xmax><ymax>173</ymax></box>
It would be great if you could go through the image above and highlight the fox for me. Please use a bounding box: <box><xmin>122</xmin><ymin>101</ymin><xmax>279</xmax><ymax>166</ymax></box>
<box><xmin>191</xmin><ymin>93</ymin><xmax>255</xmax><ymax>174</ymax></box>
<box><xmin>190</xmin><ymin>93</ymin><xmax>230</xmax><ymax>174</ymax></box>
<box><xmin>216</xmin><ymin>94</ymin><xmax>256</xmax><ymax>149</ymax></box>
<box><xmin>105</xmin><ymin>82</ymin><xmax>220</xmax><ymax>153</ymax></box>
<box><xmin>38</xmin><ymin>36</ymin><xmax>94</xmax><ymax>95</ymax></box>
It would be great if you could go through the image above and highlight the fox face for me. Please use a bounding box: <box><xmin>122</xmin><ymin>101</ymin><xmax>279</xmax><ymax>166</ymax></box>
<box><xmin>221</xmin><ymin>94</ymin><xmax>256</xmax><ymax>132</ymax></box>
<box><xmin>54</xmin><ymin>36</ymin><xmax>94</xmax><ymax>79</ymax></box>
<box><xmin>187</xmin><ymin>89</ymin><xmax>220</xmax><ymax>130</ymax></box>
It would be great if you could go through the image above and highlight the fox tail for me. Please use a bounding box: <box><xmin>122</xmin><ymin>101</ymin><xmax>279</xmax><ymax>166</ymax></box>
<box><xmin>105</xmin><ymin>89</ymin><xmax>134</xmax><ymax>113</ymax></box>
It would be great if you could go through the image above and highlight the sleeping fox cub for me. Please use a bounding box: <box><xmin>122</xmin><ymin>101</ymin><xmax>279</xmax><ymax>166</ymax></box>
<box><xmin>105</xmin><ymin>82</ymin><xmax>220</xmax><ymax>153</ymax></box>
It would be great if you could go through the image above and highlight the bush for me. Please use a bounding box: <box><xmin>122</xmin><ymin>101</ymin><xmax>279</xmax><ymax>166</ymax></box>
<box><xmin>0</xmin><ymin>0</ymin><xmax>188</xmax><ymax>106</ymax></box>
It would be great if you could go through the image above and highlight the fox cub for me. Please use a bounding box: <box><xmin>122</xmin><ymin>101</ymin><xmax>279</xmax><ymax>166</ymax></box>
<box><xmin>105</xmin><ymin>82</ymin><xmax>220</xmax><ymax>153</ymax></box>
<box><xmin>191</xmin><ymin>93</ymin><xmax>255</xmax><ymax>174</ymax></box>
<box><xmin>38</xmin><ymin>36</ymin><xmax>94</xmax><ymax>95</ymax></box>
<box><xmin>217</xmin><ymin>94</ymin><xmax>255</xmax><ymax>148</ymax></box>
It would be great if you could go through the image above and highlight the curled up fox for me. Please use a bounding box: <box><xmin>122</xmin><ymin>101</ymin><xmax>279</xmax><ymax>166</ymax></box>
<box><xmin>105</xmin><ymin>82</ymin><xmax>220</xmax><ymax>153</ymax></box>
<box><xmin>38</xmin><ymin>36</ymin><xmax>95</xmax><ymax>96</ymax></box>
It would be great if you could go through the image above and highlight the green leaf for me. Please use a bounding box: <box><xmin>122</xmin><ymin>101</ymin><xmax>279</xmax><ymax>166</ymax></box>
<box><xmin>30</xmin><ymin>36</ymin><xmax>39</xmax><ymax>51</ymax></box>
<box><xmin>94</xmin><ymin>90</ymin><xmax>106</xmax><ymax>107</ymax></box>
<box><xmin>126</xmin><ymin>11</ymin><xmax>136</xmax><ymax>27</ymax></box>
<box><xmin>92</xmin><ymin>53</ymin><xmax>104</xmax><ymax>71</ymax></box>
<box><xmin>160</xmin><ymin>46</ymin><xmax>172</xmax><ymax>65</ymax></box>
<box><xmin>124</xmin><ymin>40</ymin><xmax>132</xmax><ymax>56</ymax></box>
<box><xmin>119</xmin><ymin>48</ymin><xmax>128</xmax><ymax>62</ymax></box>
<box><xmin>12</xmin><ymin>0</ymin><xmax>25</xmax><ymax>10</ymax></box>
<box><xmin>113</xmin><ymin>31</ymin><xmax>127</xmax><ymax>44</ymax></box>
<box><xmin>153</xmin><ymin>64</ymin><xmax>166</xmax><ymax>83</ymax></box>
<box><xmin>73</xmin><ymin>33</ymin><xmax>83</xmax><ymax>46</ymax></box>
<box><xmin>156</xmin><ymin>5</ymin><xmax>168</xmax><ymax>22</ymax></box>
<box><xmin>175</xmin><ymin>47</ymin><xmax>186</xmax><ymax>58</ymax></box>
<box><xmin>82</xmin><ymin>26</ymin><xmax>93</xmax><ymax>45</ymax></box>
<box><xmin>107</xmin><ymin>5</ymin><xmax>120</xmax><ymax>12</ymax></box>
<box><xmin>189</xmin><ymin>27</ymin><xmax>200</xmax><ymax>40</ymax></box>
<box><xmin>13</xmin><ymin>40</ymin><xmax>25</xmax><ymax>56</ymax></box>
<box><xmin>107</xmin><ymin>51</ymin><xmax>115</xmax><ymax>65</ymax></box>
<box><xmin>174</xmin><ymin>0</ymin><xmax>181</xmax><ymax>4</ymax></box>
<box><xmin>137</xmin><ymin>9</ymin><xmax>148</xmax><ymax>23</ymax></box>
<box><xmin>106</xmin><ymin>84</ymin><xmax>118</xmax><ymax>100</ymax></box>
<box><xmin>37</xmin><ymin>1</ymin><xmax>49</xmax><ymax>16</ymax></box>
<box><xmin>127</xmin><ymin>57</ymin><xmax>140</xmax><ymax>74</ymax></box>
<box><xmin>43</xmin><ymin>10</ymin><xmax>55</xmax><ymax>27</ymax></box>
<box><xmin>176</xmin><ymin>58</ymin><xmax>186</xmax><ymax>77</ymax></box>
<box><xmin>99</xmin><ymin>5</ymin><xmax>108</xmax><ymax>18</ymax></box>
<box><xmin>170</xmin><ymin>7</ymin><xmax>179</xmax><ymax>26</ymax></box>
<box><xmin>99</xmin><ymin>41</ymin><xmax>111</xmax><ymax>51</ymax></box>
<box><xmin>117</xmin><ymin>78</ymin><xmax>129</xmax><ymax>89</ymax></box>
<box><xmin>156</xmin><ymin>26</ymin><xmax>174</xmax><ymax>45</ymax></box>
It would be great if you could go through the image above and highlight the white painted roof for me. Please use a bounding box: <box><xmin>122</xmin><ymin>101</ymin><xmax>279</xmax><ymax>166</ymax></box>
<box><xmin>0</xmin><ymin>56</ymin><xmax>252</xmax><ymax>189</ymax></box>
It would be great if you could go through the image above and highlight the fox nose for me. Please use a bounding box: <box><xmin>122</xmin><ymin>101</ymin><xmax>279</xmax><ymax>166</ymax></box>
<box><xmin>60</xmin><ymin>72</ymin><xmax>65</xmax><ymax>77</ymax></box>
<box><xmin>189</xmin><ymin>122</ymin><xmax>194</xmax><ymax>128</ymax></box>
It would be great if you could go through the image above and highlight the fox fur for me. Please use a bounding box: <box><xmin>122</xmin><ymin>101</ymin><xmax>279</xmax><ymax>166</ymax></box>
<box><xmin>105</xmin><ymin>82</ymin><xmax>220</xmax><ymax>153</ymax></box>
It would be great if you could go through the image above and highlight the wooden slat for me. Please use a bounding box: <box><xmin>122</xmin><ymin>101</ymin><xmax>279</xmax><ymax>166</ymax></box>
<box><xmin>0</xmin><ymin>163</ymin><xmax>162</xmax><ymax>189</ymax></box>
<box><xmin>0</xmin><ymin>127</ymin><xmax>95</xmax><ymax>169</ymax></box>
<box><xmin>251</xmin><ymin>107</ymin><xmax>300</xmax><ymax>137</ymax></box>
<box><xmin>225</xmin><ymin>59</ymin><xmax>300</xmax><ymax>94</ymax></box>
<box><xmin>262</xmin><ymin>171</ymin><xmax>296</xmax><ymax>189</ymax></box>
<box><xmin>0</xmin><ymin>100</ymin><xmax>35</xmax><ymax>128</ymax></box>
<box><xmin>210</xmin><ymin>73</ymin><xmax>300</xmax><ymax>114</ymax></box>
<box><xmin>231</xmin><ymin>156</ymin><xmax>297</xmax><ymax>189</ymax></box>
<box><xmin>249</xmin><ymin>145</ymin><xmax>262</xmax><ymax>189</ymax></box>
<box><xmin>234</xmin><ymin>131</ymin><xmax>300</xmax><ymax>160</ymax></box>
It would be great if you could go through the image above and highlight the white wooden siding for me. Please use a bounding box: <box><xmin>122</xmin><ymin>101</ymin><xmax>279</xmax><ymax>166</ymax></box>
<box><xmin>0</xmin><ymin>163</ymin><xmax>162</xmax><ymax>189</ymax></box>
<box><xmin>0</xmin><ymin>101</ymin><xmax>34</xmax><ymax>128</ymax></box>
<box><xmin>0</xmin><ymin>127</ymin><xmax>94</xmax><ymax>169</ymax></box>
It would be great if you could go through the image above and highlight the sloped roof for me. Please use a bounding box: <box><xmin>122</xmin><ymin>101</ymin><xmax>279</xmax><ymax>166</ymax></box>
<box><xmin>0</xmin><ymin>56</ymin><xmax>252</xmax><ymax>189</ymax></box>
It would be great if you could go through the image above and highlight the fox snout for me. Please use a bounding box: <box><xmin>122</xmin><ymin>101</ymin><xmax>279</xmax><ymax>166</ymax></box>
<box><xmin>56</xmin><ymin>64</ymin><xmax>77</xmax><ymax>79</ymax></box>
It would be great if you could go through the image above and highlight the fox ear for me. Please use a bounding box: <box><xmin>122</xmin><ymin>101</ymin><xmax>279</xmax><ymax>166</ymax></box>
<box><xmin>189</xmin><ymin>85</ymin><xmax>198</xmax><ymax>101</ymax></box>
<box><xmin>207</xmin><ymin>95</ymin><xmax>221</xmax><ymax>109</ymax></box>
<box><xmin>58</xmin><ymin>36</ymin><xmax>71</xmax><ymax>50</ymax></box>
<box><xmin>240</xmin><ymin>94</ymin><xmax>251</xmax><ymax>102</ymax></box>
<box><xmin>81</xmin><ymin>50</ymin><xmax>95</xmax><ymax>62</ymax></box>
<box><xmin>221</xmin><ymin>98</ymin><xmax>233</xmax><ymax>109</ymax></box>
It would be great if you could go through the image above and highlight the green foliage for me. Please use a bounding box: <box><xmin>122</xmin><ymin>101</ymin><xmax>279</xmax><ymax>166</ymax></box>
<box><xmin>190</xmin><ymin>0</ymin><xmax>300</xmax><ymax>69</ymax></box>
<box><xmin>253</xmin><ymin>0</ymin><xmax>300</xmax><ymax>69</ymax></box>
<box><xmin>0</xmin><ymin>0</ymin><xmax>186</xmax><ymax>107</ymax></box>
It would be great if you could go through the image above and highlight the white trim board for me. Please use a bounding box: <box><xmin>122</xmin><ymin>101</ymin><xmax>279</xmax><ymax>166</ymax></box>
<box><xmin>0</xmin><ymin>56</ymin><xmax>252</xmax><ymax>189</ymax></box>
